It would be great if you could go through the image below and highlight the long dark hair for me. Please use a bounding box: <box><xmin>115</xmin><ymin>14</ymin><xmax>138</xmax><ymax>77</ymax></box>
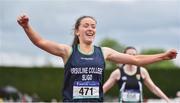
<box><xmin>72</xmin><ymin>16</ymin><xmax>97</xmax><ymax>46</ymax></box>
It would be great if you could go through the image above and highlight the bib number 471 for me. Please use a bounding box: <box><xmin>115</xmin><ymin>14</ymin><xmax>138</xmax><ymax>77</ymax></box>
<box><xmin>79</xmin><ymin>87</ymin><xmax>93</xmax><ymax>95</ymax></box>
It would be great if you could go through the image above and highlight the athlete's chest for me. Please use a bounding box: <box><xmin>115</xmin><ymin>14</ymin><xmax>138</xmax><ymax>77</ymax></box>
<box><xmin>70</xmin><ymin>50</ymin><xmax>104</xmax><ymax>68</ymax></box>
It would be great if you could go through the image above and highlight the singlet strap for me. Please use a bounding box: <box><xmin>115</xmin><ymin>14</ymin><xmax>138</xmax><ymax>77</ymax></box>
<box><xmin>64</xmin><ymin>45</ymin><xmax>76</xmax><ymax>68</ymax></box>
<box><xmin>136</xmin><ymin>66</ymin><xmax>143</xmax><ymax>82</ymax></box>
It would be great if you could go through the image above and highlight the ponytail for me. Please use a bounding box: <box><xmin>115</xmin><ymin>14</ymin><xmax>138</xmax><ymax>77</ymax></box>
<box><xmin>72</xmin><ymin>35</ymin><xmax>79</xmax><ymax>46</ymax></box>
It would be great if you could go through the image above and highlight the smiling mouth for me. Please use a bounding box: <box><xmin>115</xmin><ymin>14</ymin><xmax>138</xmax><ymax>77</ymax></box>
<box><xmin>87</xmin><ymin>33</ymin><xmax>93</xmax><ymax>36</ymax></box>
<box><xmin>86</xmin><ymin>31</ymin><xmax>95</xmax><ymax>36</ymax></box>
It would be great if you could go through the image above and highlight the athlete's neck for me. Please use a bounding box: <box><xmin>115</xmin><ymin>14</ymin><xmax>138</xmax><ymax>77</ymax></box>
<box><xmin>78</xmin><ymin>43</ymin><xmax>94</xmax><ymax>54</ymax></box>
<box><xmin>124</xmin><ymin>65</ymin><xmax>137</xmax><ymax>75</ymax></box>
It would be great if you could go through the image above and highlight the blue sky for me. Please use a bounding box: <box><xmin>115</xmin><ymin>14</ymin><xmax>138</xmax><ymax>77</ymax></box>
<box><xmin>0</xmin><ymin>0</ymin><xmax>180</xmax><ymax>67</ymax></box>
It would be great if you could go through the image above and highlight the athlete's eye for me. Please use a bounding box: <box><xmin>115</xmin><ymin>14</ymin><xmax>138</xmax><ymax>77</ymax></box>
<box><xmin>83</xmin><ymin>23</ymin><xmax>89</xmax><ymax>28</ymax></box>
<box><xmin>91</xmin><ymin>25</ymin><xmax>96</xmax><ymax>29</ymax></box>
<box><xmin>84</xmin><ymin>25</ymin><xmax>88</xmax><ymax>28</ymax></box>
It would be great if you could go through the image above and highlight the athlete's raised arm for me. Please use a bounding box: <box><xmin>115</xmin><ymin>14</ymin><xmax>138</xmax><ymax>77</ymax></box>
<box><xmin>17</xmin><ymin>13</ymin><xmax>71</xmax><ymax>62</ymax></box>
<box><xmin>102</xmin><ymin>47</ymin><xmax>177</xmax><ymax>66</ymax></box>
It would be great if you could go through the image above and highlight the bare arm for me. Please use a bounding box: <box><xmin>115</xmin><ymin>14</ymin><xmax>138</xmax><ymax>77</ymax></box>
<box><xmin>102</xmin><ymin>47</ymin><xmax>177</xmax><ymax>66</ymax></box>
<box><xmin>103</xmin><ymin>69</ymin><xmax>120</xmax><ymax>94</ymax></box>
<box><xmin>141</xmin><ymin>67</ymin><xmax>170</xmax><ymax>103</ymax></box>
<box><xmin>17</xmin><ymin>13</ymin><xmax>71</xmax><ymax>63</ymax></box>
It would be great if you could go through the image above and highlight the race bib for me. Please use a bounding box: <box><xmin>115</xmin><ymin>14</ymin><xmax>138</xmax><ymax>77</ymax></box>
<box><xmin>73</xmin><ymin>81</ymin><xmax>99</xmax><ymax>99</ymax></box>
<box><xmin>122</xmin><ymin>91</ymin><xmax>140</xmax><ymax>101</ymax></box>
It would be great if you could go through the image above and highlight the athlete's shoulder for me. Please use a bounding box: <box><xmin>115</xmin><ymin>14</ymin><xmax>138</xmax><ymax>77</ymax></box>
<box><xmin>101</xmin><ymin>47</ymin><xmax>111</xmax><ymax>51</ymax></box>
<box><xmin>140</xmin><ymin>67</ymin><xmax>147</xmax><ymax>72</ymax></box>
<box><xmin>101</xmin><ymin>47</ymin><xmax>113</xmax><ymax>59</ymax></box>
<box><xmin>140</xmin><ymin>67</ymin><xmax>148</xmax><ymax>79</ymax></box>
<box><xmin>110</xmin><ymin>68</ymin><xmax>121</xmax><ymax>80</ymax></box>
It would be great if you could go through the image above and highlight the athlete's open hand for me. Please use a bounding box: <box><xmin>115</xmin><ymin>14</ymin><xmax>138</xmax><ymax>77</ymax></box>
<box><xmin>17</xmin><ymin>13</ymin><xmax>29</xmax><ymax>28</ymax></box>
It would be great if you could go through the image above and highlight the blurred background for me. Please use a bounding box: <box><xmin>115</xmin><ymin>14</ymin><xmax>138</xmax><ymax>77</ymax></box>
<box><xmin>0</xmin><ymin>0</ymin><xmax>180</xmax><ymax>102</ymax></box>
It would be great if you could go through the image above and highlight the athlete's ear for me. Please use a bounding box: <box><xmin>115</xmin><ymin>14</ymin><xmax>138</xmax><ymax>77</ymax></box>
<box><xmin>76</xmin><ymin>33</ymin><xmax>80</xmax><ymax>36</ymax></box>
<box><xmin>75</xmin><ymin>30</ymin><xmax>80</xmax><ymax>36</ymax></box>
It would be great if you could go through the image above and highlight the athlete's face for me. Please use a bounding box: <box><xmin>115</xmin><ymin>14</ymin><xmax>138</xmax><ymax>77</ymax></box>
<box><xmin>76</xmin><ymin>18</ymin><xmax>96</xmax><ymax>45</ymax></box>
<box><xmin>125</xmin><ymin>49</ymin><xmax>137</xmax><ymax>56</ymax></box>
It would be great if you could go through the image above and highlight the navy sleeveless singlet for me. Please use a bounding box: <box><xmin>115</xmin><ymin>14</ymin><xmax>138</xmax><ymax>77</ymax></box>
<box><xmin>118</xmin><ymin>65</ymin><xmax>143</xmax><ymax>102</ymax></box>
<box><xmin>63</xmin><ymin>45</ymin><xmax>105</xmax><ymax>102</ymax></box>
